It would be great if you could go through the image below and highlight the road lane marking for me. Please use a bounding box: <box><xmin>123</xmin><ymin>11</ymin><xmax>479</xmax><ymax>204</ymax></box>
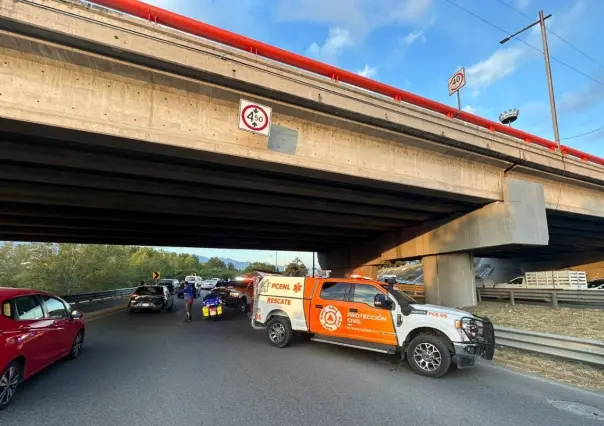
<box><xmin>87</xmin><ymin>308</ymin><xmax>126</xmax><ymax>322</ymax></box>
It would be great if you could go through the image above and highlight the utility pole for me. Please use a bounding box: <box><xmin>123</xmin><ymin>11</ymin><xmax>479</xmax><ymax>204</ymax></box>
<box><xmin>500</xmin><ymin>10</ymin><xmax>560</xmax><ymax>150</ymax></box>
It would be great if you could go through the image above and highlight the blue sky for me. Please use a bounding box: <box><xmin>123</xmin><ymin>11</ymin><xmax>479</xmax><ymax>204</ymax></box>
<box><xmin>145</xmin><ymin>0</ymin><xmax>604</xmax><ymax>265</ymax></box>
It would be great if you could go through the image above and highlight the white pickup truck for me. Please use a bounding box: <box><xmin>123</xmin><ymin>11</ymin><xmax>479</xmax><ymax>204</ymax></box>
<box><xmin>251</xmin><ymin>275</ymin><xmax>495</xmax><ymax>378</ymax></box>
<box><xmin>494</xmin><ymin>270</ymin><xmax>587</xmax><ymax>290</ymax></box>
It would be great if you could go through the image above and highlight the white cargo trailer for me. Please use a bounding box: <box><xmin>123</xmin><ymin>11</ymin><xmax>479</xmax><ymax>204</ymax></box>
<box><xmin>494</xmin><ymin>271</ymin><xmax>587</xmax><ymax>290</ymax></box>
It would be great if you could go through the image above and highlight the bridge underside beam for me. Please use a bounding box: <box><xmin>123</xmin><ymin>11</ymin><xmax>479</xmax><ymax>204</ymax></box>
<box><xmin>321</xmin><ymin>179</ymin><xmax>550</xmax><ymax>307</ymax></box>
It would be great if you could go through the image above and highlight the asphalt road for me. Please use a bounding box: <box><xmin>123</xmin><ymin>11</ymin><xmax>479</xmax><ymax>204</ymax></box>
<box><xmin>3</xmin><ymin>298</ymin><xmax>604</xmax><ymax>426</ymax></box>
<box><xmin>73</xmin><ymin>297</ymin><xmax>129</xmax><ymax>315</ymax></box>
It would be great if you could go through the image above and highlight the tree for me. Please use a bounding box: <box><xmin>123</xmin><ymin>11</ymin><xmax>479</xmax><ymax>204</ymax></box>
<box><xmin>284</xmin><ymin>258</ymin><xmax>308</xmax><ymax>277</ymax></box>
<box><xmin>244</xmin><ymin>262</ymin><xmax>277</xmax><ymax>273</ymax></box>
<box><xmin>206</xmin><ymin>257</ymin><xmax>227</xmax><ymax>270</ymax></box>
<box><xmin>0</xmin><ymin>243</ymin><xmax>261</xmax><ymax>295</ymax></box>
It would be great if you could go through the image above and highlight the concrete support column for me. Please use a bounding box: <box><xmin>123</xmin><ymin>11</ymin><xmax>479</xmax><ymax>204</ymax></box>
<box><xmin>423</xmin><ymin>253</ymin><xmax>476</xmax><ymax>308</ymax></box>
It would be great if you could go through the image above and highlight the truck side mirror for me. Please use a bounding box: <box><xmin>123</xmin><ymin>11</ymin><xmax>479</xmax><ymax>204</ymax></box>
<box><xmin>400</xmin><ymin>301</ymin><xmax>412</xmax><ymax>316</ymax></box>
<box><xmin>374</xmin><ymin>294</ymin><xmax>392</xmax><ymax>309</ymax></box>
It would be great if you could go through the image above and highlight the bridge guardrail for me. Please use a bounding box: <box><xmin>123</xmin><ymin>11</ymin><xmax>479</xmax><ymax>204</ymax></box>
<box><xmin>395</xmin><ymin>284</ymin><xmax>425</xmax><ymax>301</ymax></box>
<box><xmin>494</xmin><ymin>326</ymin><xmax>604</xmax><ymax>366</ymax></box>
<box><xmin>89</xmin><ymin>0</ymin><xmax>604</xmax><ymax>168</ymax></box>
<box><xmin>63</xmin><ymin>288</ymin><xmax>136</xmax><ymax>304</ymax></box>
<box><xmin>477</xmin><ymin>288</ymin><xmax>604</xmax><ymax>308</ymax></box>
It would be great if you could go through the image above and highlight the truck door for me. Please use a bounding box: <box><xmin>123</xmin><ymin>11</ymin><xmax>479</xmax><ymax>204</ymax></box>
<box><xmin>348</xmin><ymin>283</ymin><xmax>397</xmax><ymax>346</ymax></box>
<box><xmin>309</xmin><ymin>281</ymin><xmax>351</xmax><ymax>338</ymax></box>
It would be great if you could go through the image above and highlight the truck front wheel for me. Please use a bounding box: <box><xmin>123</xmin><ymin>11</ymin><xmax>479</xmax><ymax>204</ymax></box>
<box><xmin>406</xmin><ymin>335</ymin><xmax>452</xmax><ymax>378</ymax></box>
<box><xmin>238</xmin><ymin>298</ymin><xmax>248</xmax><ymax>314</ymax></box>
<box><xmin>266</xmin><ymin>317</ymin><xmax>293</xmax><ymax>348</ymax></box>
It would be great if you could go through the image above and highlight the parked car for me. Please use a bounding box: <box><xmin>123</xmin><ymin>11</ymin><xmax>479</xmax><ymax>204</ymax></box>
<box><xmin>127</xmin><ymin>286</ymin><xmax>173</xmax><ymax>313</ymax></box>
<box><xmin>176</xmin><ymin>282</ymin><xmax>186</xmax><ymax>298</ymax></box>
<box><xmin>201</xmin><ymin>278</ymin><xmax>219</xmax><ymax>291</ymax></box>
<box><xmin>0</xmin><ymin>288</ymin><xmax>86</xmax><ymax>410</ymax></box>
<box><xmin>158</xmin><ymin>278</ymin><xmax>178</xmax><ymax>294</ymax></box>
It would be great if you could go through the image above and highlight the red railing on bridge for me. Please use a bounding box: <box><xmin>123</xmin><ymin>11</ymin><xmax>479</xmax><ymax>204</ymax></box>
<box><xmin>89</xmin><ymin>0</ymin><xmax>604</xmax><ymax>168</ymax></box>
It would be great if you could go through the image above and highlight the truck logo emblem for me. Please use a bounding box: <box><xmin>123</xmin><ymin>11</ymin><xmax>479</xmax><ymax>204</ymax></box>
<box><xmin>319</xmin><ymin>306</ymin><xmax>342</xmax><ymax>331</ymax></box>
<box><xmin>293</xmin><ymin>283</ymin><xmax>302</xmax><ymax>293</ymax></box>
<box><xmin>260</xmin><ymin>281</ymin><xmax>269</xmax><ymax>293</ymax></box>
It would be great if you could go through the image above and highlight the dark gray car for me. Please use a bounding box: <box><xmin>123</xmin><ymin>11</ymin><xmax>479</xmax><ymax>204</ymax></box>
<box><xmin>128</xmin><ymin>286</ymin><xmax>174</xmax><ymax>313</ymax></box>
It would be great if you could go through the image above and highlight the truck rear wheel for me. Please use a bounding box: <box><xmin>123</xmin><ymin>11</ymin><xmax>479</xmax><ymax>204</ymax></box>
<box><xmin>266</xmin><ymin>317</ymin><xmax>293</xmax><ymax>348</ymax></box>
<box><xmin>406</xmin><ymin>335</ymin><xmax>451</xmax><ymax>378</ymax></box>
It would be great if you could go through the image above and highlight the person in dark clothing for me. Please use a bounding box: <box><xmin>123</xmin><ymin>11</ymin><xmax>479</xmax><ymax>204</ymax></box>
<box><xmin>183</xmin><ymin>283</ymin><xmax>195</xmax><ymax>322</ymax></box>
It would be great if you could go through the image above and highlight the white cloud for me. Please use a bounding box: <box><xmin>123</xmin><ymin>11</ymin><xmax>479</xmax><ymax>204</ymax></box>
<box><xmin>465</xmin><ymin>46</ymin><xmax>526</xmax><ymax>90</ymax></box>
<box><xmin>277</xmin><ymin>0</ymin><xmax>432</xmax><ymax>38</ymax></box>
<box><xmin>549</xmin><ymin>1</ymin><xmax>586</xmax><ymax>39</ymax></box>
<box><xmin>559</xmin><ymin>74</ymin><xmax>604</xmax><ymax>113</ymax></box>
<box><xmin>357</xmin><ymin>64</ymin><xmax>378</xmax><ymax>78</ymax></box>
<box><xmin>515</xmin><ymin>0</ymin><xmax>530</xmax><ymax>11</ymax></box>
<box><xmin>307</xmin><ymin>27</ymin><xmax>354</xmax><ymax>61</ymax></box>
<box><xmin>463</xmin><ymin>1</ymin><xmax>584</xmax><ymax>91</ymax></box>
<box><xmin>462</xmin><ymin>105</ymin><xmax>478</xmax><ymax>114</ymax></box>
<box><xmin>403</xmin><ymin>30</ymin><xmax>425</xmax><ymax>46</ymax></box>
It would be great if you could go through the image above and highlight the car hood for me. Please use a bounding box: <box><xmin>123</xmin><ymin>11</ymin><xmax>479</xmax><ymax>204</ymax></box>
<box><xmin>412</xmin><ymin>304</ymin><xmax>474</xmax><ymax>319</ymax></box>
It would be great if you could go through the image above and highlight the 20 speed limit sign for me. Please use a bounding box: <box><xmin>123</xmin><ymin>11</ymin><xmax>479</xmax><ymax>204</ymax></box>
<box><xmin>448</xmin><ymin>68</ymin><xmax>466</xmax><ymax>95</ymax></box>
<box><xmin>238</xmin><ymin>99</ymin><xmax>272</xmax><ymax>136</ymax></box>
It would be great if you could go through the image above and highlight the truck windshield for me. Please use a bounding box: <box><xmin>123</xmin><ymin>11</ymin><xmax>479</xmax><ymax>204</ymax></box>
<box><xmin>389</xmin><ymin>288</ymin><xmax>417</xmax><ymax>305</ymax></box>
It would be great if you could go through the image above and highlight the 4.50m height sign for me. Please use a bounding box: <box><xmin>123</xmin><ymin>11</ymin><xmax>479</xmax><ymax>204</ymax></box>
<box><xmin>238</xmin><ymin>99</ymin><xmax>272</xmax><ymax>136</ymax></box>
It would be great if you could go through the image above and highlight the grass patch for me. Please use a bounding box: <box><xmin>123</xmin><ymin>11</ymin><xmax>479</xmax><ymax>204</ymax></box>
<box><xmin>468</xmin><ymin>302</ymin><xmax>604</xmax><ymax>392</ymax></box>
<box><xmin>493</xmin><ymin>347</ymin><xmax>604</xmax><ymax>393</ymax></box>
<box><xmin>469</xmin><ymin>301</ymin><xmax>604</xmax><ymax>341</ymax></box>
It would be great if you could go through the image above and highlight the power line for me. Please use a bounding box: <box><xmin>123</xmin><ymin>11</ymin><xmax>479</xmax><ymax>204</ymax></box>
<box><xmin>561</xmin><ymin>125</ymin><xmax>604</xmax><ymax>140</ymax></box>
<box><xmin>493</xmin><ymin>0</ymin><xmax>604</xmax><ymax>71</ymax></box>
<box><xmin>440</xmin><ymin>0</ymin><xmax>604</xmax><ymax>87</ymax></box>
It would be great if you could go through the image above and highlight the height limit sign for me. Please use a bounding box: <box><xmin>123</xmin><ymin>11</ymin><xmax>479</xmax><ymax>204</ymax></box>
<box><xmin>238</xmin><ymin>99</ymin><xmax>272</xmax><ymax>136</ymax></box>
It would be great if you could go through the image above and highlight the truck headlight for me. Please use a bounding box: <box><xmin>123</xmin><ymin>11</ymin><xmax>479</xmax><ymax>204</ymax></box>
<box><xmin>456</xmin><ymin>318</ymin><xmax>479</xmax><ymax>341</ymax></box>
<box><xmin>230</xmin><ymin>292</ymin><xmax>240</xmax><ymax>297</ymax></box>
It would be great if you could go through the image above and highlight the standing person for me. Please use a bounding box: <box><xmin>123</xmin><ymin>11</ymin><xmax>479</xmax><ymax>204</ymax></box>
<box><xmin>183</xmin><ymin>282</ymin><xmax>194</xmax><ymax>322</ymax></box>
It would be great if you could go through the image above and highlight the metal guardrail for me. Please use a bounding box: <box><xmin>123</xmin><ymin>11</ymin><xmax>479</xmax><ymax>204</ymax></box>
<box><xmin>396</xmin><ymin>284</ymin><xmax>425</xmax><ymax>301</ymax></box>
<box><xmin>477</xmin><ymin>288</ymin><xmax>604</xmax><ymax>308</ymax></box>
<box><xmin>495</xmin><ymin>326</ymin><xmax>604</xmax><ymax>366</ymax></box>
<box><xmin>63</xmin><ymin>287</ymin><xmax>136</xmax><ymax>304</ymax></box>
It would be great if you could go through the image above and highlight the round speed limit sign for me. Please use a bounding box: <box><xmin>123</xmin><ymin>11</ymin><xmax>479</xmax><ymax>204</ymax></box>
<box><xmin>448</xmin><ymin>68</ymin><xmax>466</xmax><ymax>95</ymax></box>
<box><xmin>238</xmin><ymin>99</ymin><xmax>272</xmax><ymax>136</ymax></box>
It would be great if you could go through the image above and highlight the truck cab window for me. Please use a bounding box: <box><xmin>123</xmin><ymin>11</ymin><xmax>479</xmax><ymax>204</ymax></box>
<box><xmin>319</xmin><ymin>282</ymin><xmax>349</xmax><ymax>301</ymax></box>
<box><xmin>352</xmin><ymin>284</ymin><xmax>383</xmax><ymax>306</ymax></box>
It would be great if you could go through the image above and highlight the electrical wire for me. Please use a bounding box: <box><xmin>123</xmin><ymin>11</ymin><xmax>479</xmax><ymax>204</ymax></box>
<box><xmin>440</xmin><ymin>0</ymin><xmax>604</xmax><ymax>87</ymax></box>
<box><xmin>561</xmin><ymin>125</ymin><xmax>604</xmax><ymax>140</ymax></box>
<box><xmin>493</xmin><ymin>0</ymin><xmax>604</xmax><ymax>71</ymax></box>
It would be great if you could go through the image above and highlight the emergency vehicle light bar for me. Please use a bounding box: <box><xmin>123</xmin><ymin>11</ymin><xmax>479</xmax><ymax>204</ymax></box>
<box><xmin>349</xmin><ymin>275</ymin><xmax>373</xmax><ymax>280</ymax></box>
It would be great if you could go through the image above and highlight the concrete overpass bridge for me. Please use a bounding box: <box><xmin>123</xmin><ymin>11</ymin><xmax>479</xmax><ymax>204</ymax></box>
<box><xmin>1</xmin><ymin>0</ymin><xmax>604</xmax><ymax>307</ymax></box>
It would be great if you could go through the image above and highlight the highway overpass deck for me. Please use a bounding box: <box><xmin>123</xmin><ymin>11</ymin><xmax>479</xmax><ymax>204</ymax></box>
<box><xmin>0</xmin><ymin>0</ymin><xmax>603</xmax><ymax>275</ymax></box>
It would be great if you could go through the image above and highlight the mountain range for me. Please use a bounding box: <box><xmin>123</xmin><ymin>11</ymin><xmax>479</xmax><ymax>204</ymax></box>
<box><xmin>196</xmin><ymin>256</ymin><xmax>285</xmax><ymax>271</ymax></box>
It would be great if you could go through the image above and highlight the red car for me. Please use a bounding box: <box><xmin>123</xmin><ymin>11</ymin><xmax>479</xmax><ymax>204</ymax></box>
<box><xmin>0</xmin><ymin>288</ymin><xmax>86</xmax><ymax>410</ymax></box>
